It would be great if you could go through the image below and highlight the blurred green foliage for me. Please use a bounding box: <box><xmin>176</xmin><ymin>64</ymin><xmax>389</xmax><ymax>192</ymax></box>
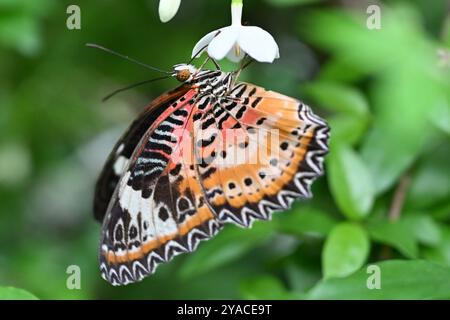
<box><xmin>0</xmin><ymin>0</ymin><xmax>449</xmax><ymax>299</ymax></box>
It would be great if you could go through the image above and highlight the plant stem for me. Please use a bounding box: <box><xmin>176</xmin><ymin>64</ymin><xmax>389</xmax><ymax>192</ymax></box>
<box><xmin>388</xmin><ymin>172</ymin><xmax>412</xmax><ymax>222</ymax></box>
<box><xmin>379</xmin><ymin>171</ymin><xmax>412</xmax><ymax>260</ymax></box>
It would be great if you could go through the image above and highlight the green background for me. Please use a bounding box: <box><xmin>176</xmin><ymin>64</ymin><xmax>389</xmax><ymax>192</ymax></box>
<box><xmin>0</xmin><ymin>0</ymin><xmax>449</xmax><ymax>299</ymax></box>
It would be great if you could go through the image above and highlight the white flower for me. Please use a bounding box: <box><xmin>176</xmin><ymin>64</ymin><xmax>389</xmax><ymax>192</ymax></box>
<box><xmin>159</xmin><ymin>0</ymin><xmax>181</xmax><ymax>23</ymax></box>
<box><xmin>192</xmin><ymin>1</ymin><xmax>279</xmax><ymax>63</ymax></box>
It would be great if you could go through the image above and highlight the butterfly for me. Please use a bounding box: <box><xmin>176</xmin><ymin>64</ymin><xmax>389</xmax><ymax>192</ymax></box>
<box><xmin>93</xmin><ymin>57</ymin><xmax>330</xmax><ymax>286</ymax></box>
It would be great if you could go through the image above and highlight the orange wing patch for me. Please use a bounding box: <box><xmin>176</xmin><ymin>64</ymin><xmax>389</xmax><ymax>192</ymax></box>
<box><xmin>192</xmin><ymin>82</ymin><xmax>329</xmax><ymax>227</ymax></box>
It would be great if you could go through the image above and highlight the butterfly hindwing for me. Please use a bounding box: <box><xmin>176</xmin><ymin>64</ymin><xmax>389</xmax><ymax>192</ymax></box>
<box><xmin>99</xmin><ymin>90</ymin><xmax>223</xmax><ymax>285</ymax></box>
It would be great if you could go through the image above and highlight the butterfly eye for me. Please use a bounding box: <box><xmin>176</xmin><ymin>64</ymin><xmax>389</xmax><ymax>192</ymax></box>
<box><xmin>176</xmin><ymin>69</ymin><xmax>191</xmax><ymax>82</ymax></box>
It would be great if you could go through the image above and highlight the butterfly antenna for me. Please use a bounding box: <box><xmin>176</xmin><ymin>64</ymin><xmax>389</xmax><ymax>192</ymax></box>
<box><xmin>102</xmin><ymin>75</ymin><xmax>170</xmax><ymax>102</ymax></box>
<box><xmin>188</xmin><ymin>45</ymin><xmax>221</xmax><ymax>71</ymax></box>
<box><xmin>187</xmin><ymin>43</ymin><xmax>209</xmax><ymax>65</ymax></box>
<box><xmin>86</xmin><ymin>43</ymin><xmax>172</xmax><ymax>74</ymax></box>
<box><xmin>187</xmin><ymin>30</ymin><xmax>221</xmax><ymax>65</ymax></box>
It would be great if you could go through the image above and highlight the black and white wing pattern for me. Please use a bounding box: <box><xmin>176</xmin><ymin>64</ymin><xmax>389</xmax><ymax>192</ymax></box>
<box><xmin>94</xmin><ymin>85</ymin><xmax>190</xmax><ymax>222</ymax></box>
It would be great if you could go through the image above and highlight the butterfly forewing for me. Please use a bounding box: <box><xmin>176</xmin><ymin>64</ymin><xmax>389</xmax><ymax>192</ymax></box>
<box><xmin>194</xmin><ymin>83</ymin><xmax>329</xmax><ymax>227</ymax></box>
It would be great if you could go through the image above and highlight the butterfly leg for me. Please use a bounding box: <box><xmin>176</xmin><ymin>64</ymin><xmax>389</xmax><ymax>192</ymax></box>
<box><xmin>197</xmin><ymin>56</ymin><xmax>211</xmax><ymax>71</ymax></box>
<box><xmin>210</xmin><ymin>57</ymin><xmax>221</xmax><ymax>70</ymax></box>
<box><xmin>240</xmin><ymin>58</ymin><xmax>254</xmax><ymax>72</ymax></box>
<box><xmin>231</xmin><ymin>55</ymin><xmax>253</xmax><ymax>86</ymax></box>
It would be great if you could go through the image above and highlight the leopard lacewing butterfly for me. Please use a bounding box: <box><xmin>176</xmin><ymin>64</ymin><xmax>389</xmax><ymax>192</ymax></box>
<box><xmin>90</xmin><ymin>44</ymin><xmax>330</xmax><ymax>285</ymax></box>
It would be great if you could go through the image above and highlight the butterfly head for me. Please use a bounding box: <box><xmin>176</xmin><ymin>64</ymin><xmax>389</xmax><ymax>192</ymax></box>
<box><xmin>173</xmin><ymin>64</ymin><xmax>198</xmax><ymax>83</ymax></box>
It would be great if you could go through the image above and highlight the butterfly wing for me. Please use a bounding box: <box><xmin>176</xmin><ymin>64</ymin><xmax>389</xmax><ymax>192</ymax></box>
<box><xmin>94</xmin><ymin>85</ymin><xmax>190</xmax><ymax>222</ymax></box>
<box><xmin>98</xmin><ymin>80</ymin><xmax>329</xmax><ymax>286</ymax></box>
<box><xmin>194</xmin><ymin>82</ymin><xmax>330</xmax><ymax>227</ymax></box>
<box><xmin>99</xmin><ymin>89</ymin><xmax>222</xmax><ymax>285</ymax></box>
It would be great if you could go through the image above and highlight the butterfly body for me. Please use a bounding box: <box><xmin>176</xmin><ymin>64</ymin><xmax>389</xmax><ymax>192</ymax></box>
<box><xmin>95</xmin><ymin>64</ymin><xmax>330</xmax><ymax>285</ymax></box>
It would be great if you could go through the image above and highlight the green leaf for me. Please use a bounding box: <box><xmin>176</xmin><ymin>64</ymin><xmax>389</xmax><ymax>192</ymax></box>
<box><xmin>423</xmin><ymin>226</ymin><xmax>450</xmax><ymax>266</ymax></box>
<box><xmin>360</xmin><ymin>66</ymin><xmax>445</xmax><ymax>194</ymax></box>
<box><xmin>240</xmin><ymin>275</ymin><xmax>302</xmax><ymax>299</ymax></box>
<box><xmin>0</xmin><ymin>286</ymin><xmax>38</xmax><ymax>300</ymax></box>
<box><xmin>179</xmin><ymin>222</ymin><xmax>275</xmax><ymax>279</ymax></box>
<box><xmin>0</xmin><ymin>14</ymin><xmax>41</xmax><ymax>55</ymax></box>
<box><xmin>301</xmin><ymin>81</ymin><xmax>369</xmax><ymax>116</ymax></box>
<box><xmin>301</xmin><ymin>8</ymin><xmax>448</xmax><ymax>194</ymax></box>
<box><xmin>327</xmin><ymin>143</ymin><xmax>375</xmax><ymax>220</ymax></box>
<box><xmin>276</xmin><ymin>206</ymin><xmax>337</xmax><ymax>237</ymax></box>
<box><xmin>430</xmin><ymin>99</ymin><xmax>450</xmax><ymax>135</ymax></box>
<box><xmin>403</xmin><ymin>214</ymin><xmax>442</xmax><ymax>247</ymax></box>
<box><xmin>367</xmin><ymin>220</ymin><xmax>418</xmax><ymax>258</ymax></box>
<box><xmin>308</xmin><ymin>260</ymin><xmax>450</xmax><ymax>299</ymax></box>
<box><xmin>318</xmin><ymin>57</ymin><xmax>367</xmax><ymax>83</ymax></box>
<box><xmin>285</xmin><ymin>261</ymin><xmax>322</xmax><ymax>293</ymax></box>
<box><xmin>366</xmin><ymin>214</ymin><xmax>440</xmax><ymax>257</ymax></box>
<box><xmin>432</xmin><ymin>201</ymin><xmax>450</xmax><ymax>221</ymax></box>
<box><xmin>360</xmin><ymin>82</ymin><xmax>446</xmax><ymax>195</ymax></box>
<box><xmin>327</xmin><ymin>115</ymin><xmax>368</xmax><ymax>146</ymax></box>
<box><xmin>406</xmin><ymin>144</ymin><xmax>450</xmax><ymax>209</ymax></box>
<box><xmin>301</xmin><ymin>82</ymin><xmax>370</xmax><ymax>145</ymax></box>
<box><xmin>322</xmin><ymin>223</ymin><xmax>370</xmax><ymax>279</ymax></box>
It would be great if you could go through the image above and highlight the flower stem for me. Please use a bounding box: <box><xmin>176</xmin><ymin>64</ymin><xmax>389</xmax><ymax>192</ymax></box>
<box><xmin>232</xmin><ymin>0</ymin><xmax>243</xmax><ymax>5</ymax></box>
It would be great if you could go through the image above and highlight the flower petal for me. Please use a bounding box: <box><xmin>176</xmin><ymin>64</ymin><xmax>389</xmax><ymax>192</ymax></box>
<box><xmin>207</xmin><ymin>26</ymin><xmax>239</xmax><ymax>61</ymax></box>
<box><xmin>159</xmin><ymin>0</ymin><xmax>181</xmax><ymax>23</ymax></box>
<box><xmin>238</xmin><ymin>26</ymin><xmax>280</xmax><ymax>63</ymax></box>
<box><xmin>191</xmin><ymin>29</ymin><xmax>221</xmax><ymax>58</ymax></box>
<box><xmin>226</xmin><ymin>44</ymin><xmax>246</xmax><ymax>62</ymax></box>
